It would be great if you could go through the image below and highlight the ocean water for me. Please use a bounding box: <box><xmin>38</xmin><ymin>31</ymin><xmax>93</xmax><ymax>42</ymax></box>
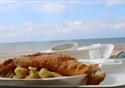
<box><xmin>0</xmin><ymin>37</ymin><xmax>125</xmax><ymax>58</ymax></box>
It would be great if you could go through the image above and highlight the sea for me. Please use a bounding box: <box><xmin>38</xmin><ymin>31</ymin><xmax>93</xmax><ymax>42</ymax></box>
<box><xmin>0</xmin><ymin>37</ymin><xmax>125</xmax><ymax>58</ymax></box>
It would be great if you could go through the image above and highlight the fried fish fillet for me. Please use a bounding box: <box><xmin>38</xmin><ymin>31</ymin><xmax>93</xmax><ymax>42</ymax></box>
<box><xmin>14</xmin><ymin>53</ymin><xmax>91</xmax><ymax>76</ymax></box>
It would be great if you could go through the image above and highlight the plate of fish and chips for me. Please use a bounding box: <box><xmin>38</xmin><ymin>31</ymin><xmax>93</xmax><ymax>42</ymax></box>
<box><xmin>0</xmin><ymin>53</ymin><xmax>106</xmax><ymax>86</ymax></box>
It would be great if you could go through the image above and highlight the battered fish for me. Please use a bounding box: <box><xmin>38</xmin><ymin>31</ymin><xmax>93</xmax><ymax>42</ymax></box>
<box><xmin>14</xmin><ymin>53</ymin><xmax>90</xmax><ymax>76</ymax></box>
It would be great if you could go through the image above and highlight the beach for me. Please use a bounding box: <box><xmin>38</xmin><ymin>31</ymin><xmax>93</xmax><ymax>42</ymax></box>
<box><xmin>0</xmin><ymin>38</ymin><xmax>125</xmax><ymax>59</ymax></box>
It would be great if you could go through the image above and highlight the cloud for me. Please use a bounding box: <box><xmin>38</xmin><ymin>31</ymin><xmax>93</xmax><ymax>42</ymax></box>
<box><xmin>110</xmin><ymin>17</ymin><xmax>125</xmax><ymax>29</ymax></box>
<box><xmin>69</xmin><ymin>0</ymin><xmax>125</xmax><ymax>6</ymax></box>
<box><xmin>0</xmin><ymin>17</ymin><xmax>125</xmax><ymax>39</ymax></box>
<box><xmin>0</xmin><ymin>0</ymin><xmax>17</xmax><ymax>4</ymax></box>
<box><xmin>0</xmin><ymin>1</ymin><xmax>68</xmax><ymax>13</ymax></box>
<box><xmin>37</xmin><ymin>3</ymin><xmax>67</xmax><ymax>13</ymax></box>
<box><xmin>1</xmin><ymin>0</ymin><xmax>125</xmax><ymax>14</ymax></box>
<box><xmin>0</xmin><ymin>0</ymin><xmax>20</xmax><ymax>13</ymax></box>
<box><xmin>106</xmin><ymin>0</ymin><xmax>125</xmax><ymax>6</ymax></box>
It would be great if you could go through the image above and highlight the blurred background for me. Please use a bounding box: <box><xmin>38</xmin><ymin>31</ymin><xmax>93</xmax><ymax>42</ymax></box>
<box><xmin>0</xmin><ymin>0</ymin><xmax>125</xmax><ymax>58</ymax></box>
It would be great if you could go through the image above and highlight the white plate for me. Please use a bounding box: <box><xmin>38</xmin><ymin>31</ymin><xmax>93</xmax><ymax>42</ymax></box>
<box><xmin>0</xmin><ymin>59</ymin><xmax>125</xmax><ymax>87</ymax></box>
<box><xmin>0</xmin><ymin>75</ymin><xmax>87</xmax><ymax>86</ymax></box>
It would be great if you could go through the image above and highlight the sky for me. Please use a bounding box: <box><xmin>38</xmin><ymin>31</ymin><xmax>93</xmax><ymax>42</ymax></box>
<box><xmin>0</xmin><ymin>0</ymin><xmax>125</xmax><ymax>43</ymax></box>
